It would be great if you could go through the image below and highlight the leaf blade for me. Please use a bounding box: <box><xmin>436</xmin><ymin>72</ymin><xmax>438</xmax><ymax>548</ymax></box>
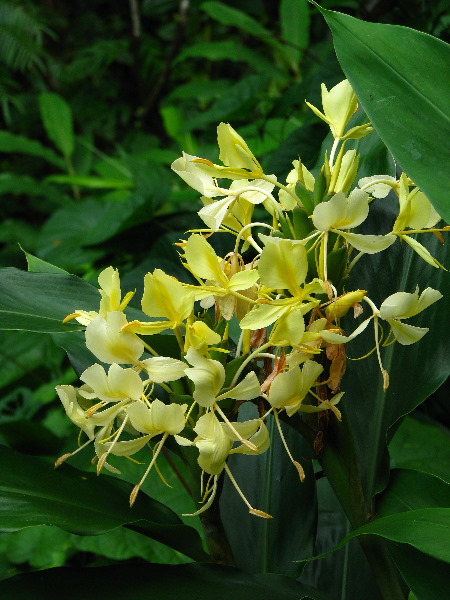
<box><xmin>317</xmin><ymin>7</ymin><xmax>450</xmax><ymax>221</ymax></box>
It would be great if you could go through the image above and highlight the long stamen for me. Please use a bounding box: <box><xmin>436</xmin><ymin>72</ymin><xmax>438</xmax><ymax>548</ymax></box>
<box><xmin>97</xmin><ymin>415</ymin><xmax>129</xmax><ymax>475</ymax></box>
<box><xmin>182</xmin><ymin>474</ymin><xmax>218</xmax><ymax>517</ymax></box>
<box><xmin>234</xmin><ymin>221</ymin><xmax>273</xmax><ymax>254</ymax></box>
<box><xmin>273</xmin><ymin>409</ymin><xmax>305</xmax><ymax>481</ymax></box>
<box><xmin>213</xmin><ymin>404</ymin><xmax>258</xmax><ymax>453</ymax></box>
<box><xmin>130</xmin><ymin>433</ymin><xmax>168</xmax><ymax>506</ymax></box>
<box><xmin>224</xmin><ymin>462</ymin><xmax>272</xmax><ymax>519</ymax></box>
<box><xmin>373</xmin><ymin>315</ymin><xmax>389</xmax><ymax>390</ymax></box>
<box><xmin>54</xmin><ymin>438</ymin><xmax>92</xmax><ymax>468</ymax></box>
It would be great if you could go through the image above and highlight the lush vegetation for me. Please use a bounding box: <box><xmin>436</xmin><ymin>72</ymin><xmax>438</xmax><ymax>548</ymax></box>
<box><xmin>0</xmin><ymin>1</ymin><xmax>449</xmax><ymax>599</ymax></box>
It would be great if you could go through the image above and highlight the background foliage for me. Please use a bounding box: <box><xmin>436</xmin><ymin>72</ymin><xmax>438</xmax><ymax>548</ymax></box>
<box><xmin>0</xmin><ymin>1</ymin><xmax>448</xmax><ymax>598</ymax></box>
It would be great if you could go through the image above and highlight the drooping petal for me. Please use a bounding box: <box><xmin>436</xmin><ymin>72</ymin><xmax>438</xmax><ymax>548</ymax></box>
<box><xmin>337</xmin><ymin>231</ymin><xmax>396</xmax><ymax>253</ymax></box>
<box><xmin>141</xmin><ymin>357</ymin><xmax>187</xmax><ymax>383</ymax></box>
<box><xmin>218</xmin><ymin>371</ymin><xmax>261</xmax><ymax>401</ymax></box>
<box><xmin>56</xmin><ymin>385</ymin><xmax>96</xmax><ymax>439</ymax></box>
<box><xmin>185</xmin><ymin>347</ymin><xmax>225</xmax><ymax>407</ymax></box>
<box><xmin>80</xmin><ymin>363</ymin><xmax>144</xmax><ymax>402</ymax></box>
<box><xmin>217</xmin><ymin>123</ymin><xmax>261</xmax><ymax>172</ymax></box>
<box><xmin>142</xmin><ymin>269</ymin><xmax>195</xmax><ymax>322</ymax></box>
<box><xmin>85</xmin><ymin>312</ymin><xmax>144</xmax><ymax>365</ymax></box>
<box><xmin>312</xmin><ymin>189</ymin><xmax>369</xmax><ymax>231</ymax></box>
<box><xmin>184</xmin><ymin>234</ymin><xmax>228</xmax><ymax>285</ymax></box>
<box><xmin>258</xmin><ymin>236</ymin><xmax>308</xmax><ymax>294</ymax></box>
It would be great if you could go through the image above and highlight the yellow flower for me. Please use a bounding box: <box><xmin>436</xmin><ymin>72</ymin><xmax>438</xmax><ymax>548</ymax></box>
<box><xmin>306</xmin><ymin>80</ymin><xmax>371</xmax><ymax>140</ymax></box>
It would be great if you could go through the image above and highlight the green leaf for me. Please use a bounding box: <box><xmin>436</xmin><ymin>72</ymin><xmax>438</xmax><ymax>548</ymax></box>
<box><xmin>177</xmin><ymin>42</ymin><xmax>285</xmax><ymax>81</ymax></box>
<box><xmin>0</xmin><ymin>131</ymin><xmax>65</xmax><ymax>168</ymax></box>
<box><xmin>387</xmin><ymin>544</ymin><xmax>449</xmax><ymax>600</ymax></box>
<box><xmin>39</xmin><ymin>92</ymin><xmax>74</xmax><ymax>159</ymax></box>
<box><xmin>377</xmin><ymin>469</ymin><xmax>450</xmax><ymax>517</ymax></box>
<box><xmin>221</xmin><ymin>409</ymin><xmax>317</xmax><ymax>577</ymax></box>
<box><xmin>36</xmin><ymin>195</ymin><xmax>141</xmax><ymax>270</ymax></box>
<box><xmin>23</xmin><ymin>249</ymin><xmax>69</xmax><ymax>275</ymax></box>
<box><xmin>315</xmin><ymin>6</ymin><xmax>450</xmax><ymax>221</ymax></box>
<box><xmin>308</xmin><ymin>508</ymin><xmax>450</xmax><ymax>563</ymax></box>
<box><xmin>181</xmin><ymin>75</ymin><xmax>271</xmax><ymax>132</ymax></box>
<box><xmin>45</xmin><ymin>175</ymin><xmax>134</xmax><ymax>189</ymax></box>
<box><xmin>389</xmin><ymin>416</ymin><xmax>450</xmax><ymax>483</ymax></box>
<box><xmin>280</xmin><ymin>0</ymin><xmax>309</xmax><ymax>68</ymax></box>
<box><xmin>343</xmin><ymin>217</ymin><xmax>450</xmax><ymax>500</ymax></box>
<box><xmin>0</xmin><ymin>445</ymin><xmax>208</xmax><ymax>562</ymax></box>
<box><xmin>0</xmin><ymin>563</ymin><xmax>332</xmax><ymax>600</ymax></box>
<box><xmin>202</xmin><ymin>2</ymin><xmax>273</xmax><ymax>39</ymax></box>
<box><xmin>0</xmin><ymin>329</ymin><xmax>62</xmax><ymax>388</ymax></box>
<box><xmin>300</xmin><ymin>477</ymin><xmax>381</xmax><ymax>599</ymax></box>
<box><xmin>0</xmin><ymin>268</ymin><xmax>99</xmax><ymax>333</ymax></box>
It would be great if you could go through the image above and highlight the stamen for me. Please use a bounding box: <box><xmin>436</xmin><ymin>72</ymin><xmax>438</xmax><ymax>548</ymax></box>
<box><xmin>373</xmin><ymin>315</ymin><xmax>389</xmax><ymax>390</ymax></box>
<box><xmin>224</xmin><ymin>463</ymin><xmax>272</xmax><ymax>518</ymax></box>
<box><xmin>130</xmin><ymin>433</ymin><xmax>168</xmax><ymax>506</ymax></box>
<box><xmin>273</xmin><ymin>409</ymin><xmax>305</xmax><ymax>481</ymax></box>
<box><xmin>182</xmin><ymin>475</ymin><xmax>218</xmax><ymax>517</ymax></box>
<box><xmin>54</xmin><ymin>438</ymin><xmax>92</xmax><ymax>468</ymax></box>
<box><xmin>214</xmin><ymin>404</ymin><xmax>257</xmax><ymax>453</ymax></box>
<box><xmin>97</xmin><ymin>415</ymin><xmax>129</xmax><ymax>475</ymax></box>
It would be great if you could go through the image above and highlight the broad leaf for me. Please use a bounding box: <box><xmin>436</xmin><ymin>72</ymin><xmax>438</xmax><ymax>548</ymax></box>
<box><xmin>308</xmin><ymin>508</ymin><xmax>450</xmax><ymax>563</ymax></box>
<box><xmin>0</xmin><ymin>268</ymin><xmax>99</xmax><ymax>332</ymax></box>
<box><xmin>343</xmin><ymin>211</ymin><xmax>450</xmax><ymax>500</ymax></box>
<box><xmin>39</xmin><ymin>92</ymin><xmax>74</xmax><ymax>159</ymax></box>
<box><xmin>314</xmin><ymin>5</ymin><xmax>450</xmax><ymax>221</ymax></box>
<box><xmin>376</xmin><ymin>468</ymin><xmax>450</xmax><ymax>517</ymax></box>
<box><xmin>0</xmin><ymin>563</ymin><xmax>333</xmax><ymax>600</ymax></box>
<box><xmin>389</xmin><ymin>416</ymin><xmax>450</xmax><ymax>483</ymax></box>
<box><xmin>0</xmin><ymin>445</ymin><xmax>208</xmax><ymax>562</ymax></box>
<box><xmin>221</xmin><ymin>409</ymin><xmax>317</xmax><ymax>577</ymax></box>
<box><xmin>387</xmin><ymin>544</ymin><xmax>449</xmax><ymax>600</ymax></box>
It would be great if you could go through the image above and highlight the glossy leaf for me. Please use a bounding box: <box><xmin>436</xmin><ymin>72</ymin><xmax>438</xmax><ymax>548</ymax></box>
<box><xmin>0</xmin><ymin>563</ymin><xmax>332</xmax><ymax>600</ymax></box>
<box><xmin>0</xmin><ymin>445</ymin><xmax>208</xmax><ymax>562</ymax></box>
<box><xmin>309</xmin><ymin>508</ymin><xmax>450</xmax><ymax>563</ymax></box>
<box><xmin>387</xmin><ymin>544</ymin><xmax>449</xmax><ymax>600</ymax></box>
<box><xmin>376</xmin><ymin>468</ymin><xmax>450</xmax><ymax>517</ymax></box>
<box><xmin>315</xmin><ymin>5</ymin><xmax>450</xmax><ymax>221</ymax></box>
<box><xmin>280</xmin><ymin>0</ymin><xmax>309</xmax><ymax>55</ymax></box>
<box><xmin>221</xmin><ymin>409</ymin><xmax>317</xmax><ymax>577</ymax></box>
<box><xmin>39</xmin><ymin>93</ymin><xmax>74</xmax><ymax>159</ymax></box>
<box><xmin>343</xmin><ymin>212</ymin><xmax>450</xmax><ymax>500</ymax></box>
<box><xmin>389</xmin><ymin>416</ymin><xmax>450</xmax><ymax>483</ymax></box>
<box><xmin>0</xmin><ymin>268</ymin><xmax>99</xmax><ymax>332</ymax></box>
<box><xmin>300</xmin><ymin>477</ymin><xmax>381</xmax><ymax>600</ymax></box>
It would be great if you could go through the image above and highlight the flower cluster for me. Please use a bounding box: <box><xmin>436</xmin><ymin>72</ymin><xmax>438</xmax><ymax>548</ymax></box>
<box><xmin>56</xmin><ymin>80</ymin><xmax>446</xmax><ymax>518</ymax></box>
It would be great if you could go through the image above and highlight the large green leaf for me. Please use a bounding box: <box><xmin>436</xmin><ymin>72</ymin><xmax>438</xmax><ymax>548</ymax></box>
<box><xmin>0</xmin><ymin>268</ymin><xmax>99</xmax><ymax>332</ymax></box>
<box><xmin>387</xmin><ymin>544</ymin><xmax>449</xmax><ymax>600</ymax></box>
<box><xmin>0</xmin><ymin>445</ymin><xmax>207</xmax><ymax>562</ymax></box>
<box><xmin>300</xmin><ymin>477</ymin><xmax>381</xmax><ymax>600</ymax></box>
<box><xmin>309</xmin><ymin>508</ymin><xmax>450</xmax><ymax>563</ymax></box>
<box><xmin>389</xmin><ymin>416</ymin><xmax>450</xmax><ymax>483</ymax></box>
<box><xmin>343</xmin><ymin>215</ymin><xmax>450</xmax><ymax>500</ymax></box>
<box><xmin>376</xmin><ymin>469</ymin><xmax>450</xmax><ymax>517</ymax></box>
<box><xmin>314</xmin><ymin>5</ymin><xmax>450</xmax><ymax>221</ymax></box>
<box><xmin>220</xmin><ymin>410</ymin><xmax>317</xmax><ymax>577</ymax></box>
<box><xmin>39</xmin><ymin>93</ymin><xmax>74</xmax><ymax>159</ymax></box>
<box><xmin>0</xmin><ymin>563</ymin><xmax>333</xmax><ymax>600</ymax></box>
